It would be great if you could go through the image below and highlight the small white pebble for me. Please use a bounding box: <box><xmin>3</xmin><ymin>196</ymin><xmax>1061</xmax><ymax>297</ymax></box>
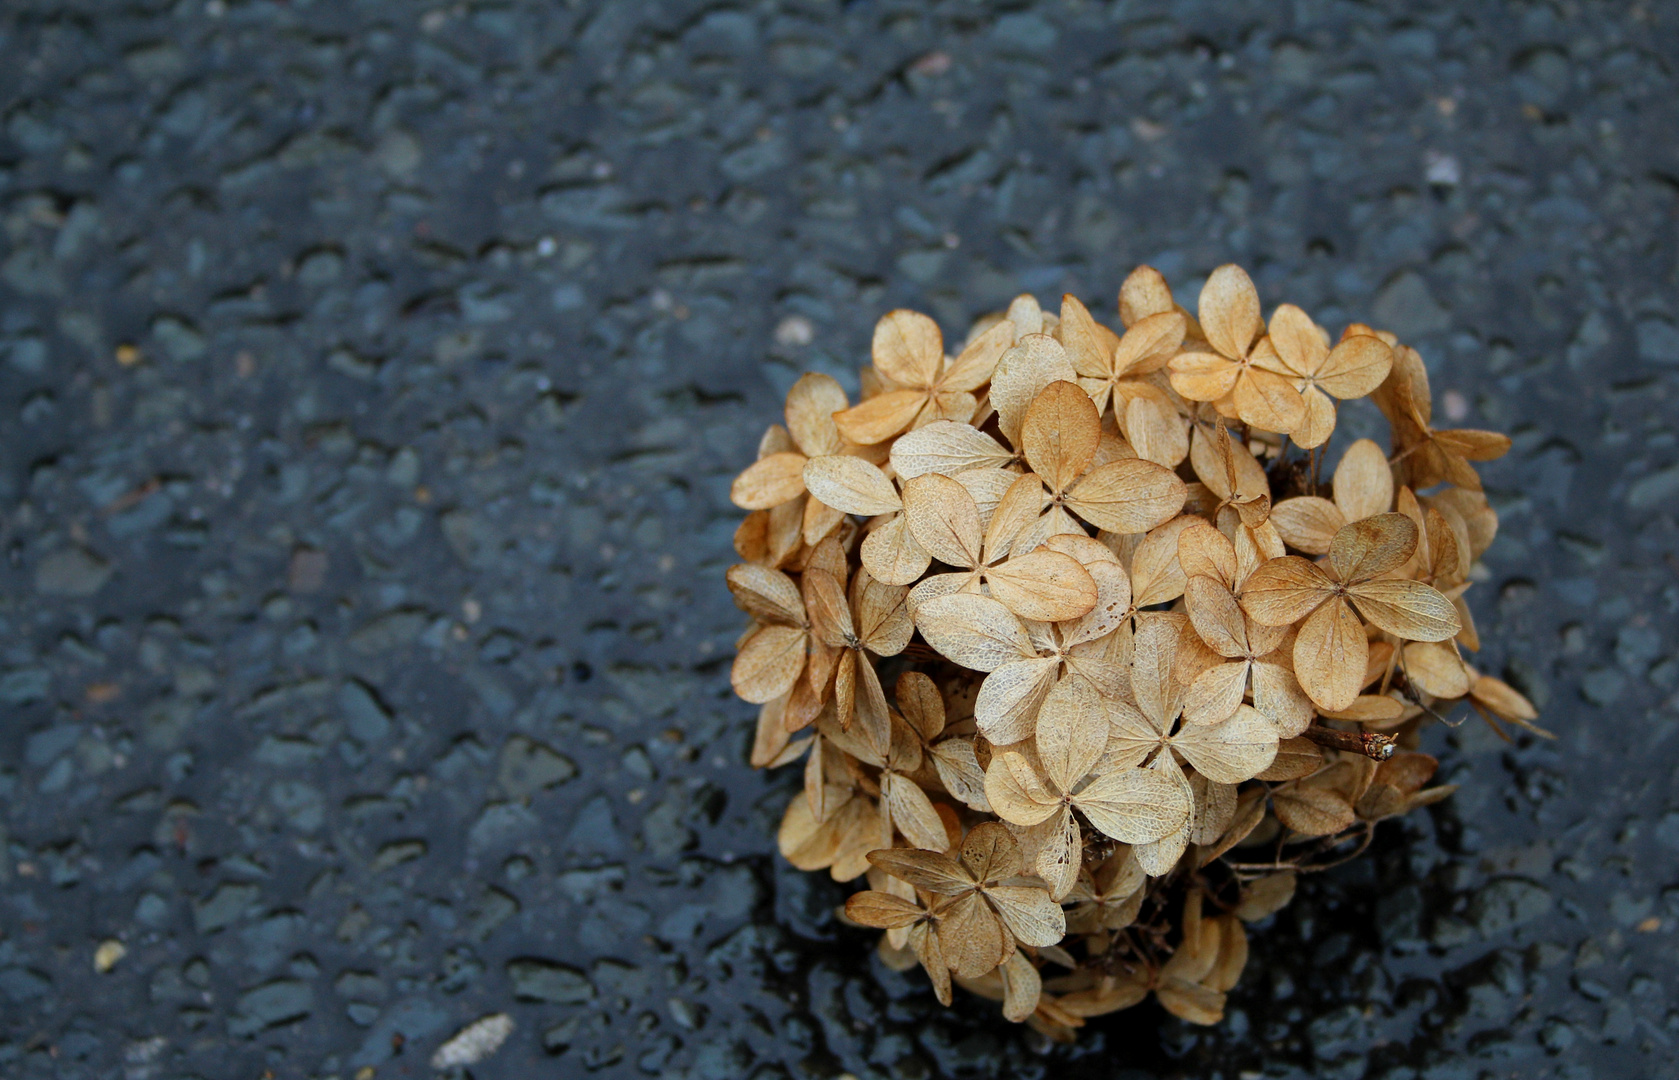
<box><xmin>774</xmin><ymin>315</ymin><xmax>815</xmax><ymax>347</ymax></box>
<box><xmin>1442</xmin><ymin>388</ymin><xmax>1469</xmax><ymax>421</ymax></box>
<box><xmin>1424</xmin><ymin>149</ymin><xmax>1461</xmax><ymax>186</ymax></box>
<box><xmin>95</xmin><ymin>939</ymin><xmax>127</xmax><ymax>973</ymax></box>
<box><xmin>431</xmin><ymin>1013</ymin><xmax>514</xmax><ymax>1069</ymax></box>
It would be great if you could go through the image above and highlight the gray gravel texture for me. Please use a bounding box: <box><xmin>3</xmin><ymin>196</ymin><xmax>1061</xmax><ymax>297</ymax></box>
<box><xmin>1</xmin><ymin>2</ymin><xmax>1676</xmax><ymax>1078</ymax></box>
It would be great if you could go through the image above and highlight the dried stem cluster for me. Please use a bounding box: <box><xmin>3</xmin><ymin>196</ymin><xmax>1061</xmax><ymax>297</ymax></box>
<box><xmin>727</xmin><ymin>264</ymin><xmax>1541</xmax><ymax>1039</ymax></box>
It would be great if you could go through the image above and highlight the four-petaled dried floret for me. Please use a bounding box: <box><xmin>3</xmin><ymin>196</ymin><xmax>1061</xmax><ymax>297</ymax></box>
<box><xmin>729</xmin><ymin>265</ymin><xmax>1539</xmax><ymax>1039</ymax></box>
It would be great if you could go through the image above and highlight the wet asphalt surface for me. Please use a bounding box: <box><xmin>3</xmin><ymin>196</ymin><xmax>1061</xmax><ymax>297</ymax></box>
<box><xmin>1</xmin><ymin>2</ymin><xmax>1677</xmax><ymax>1078</ymax></box>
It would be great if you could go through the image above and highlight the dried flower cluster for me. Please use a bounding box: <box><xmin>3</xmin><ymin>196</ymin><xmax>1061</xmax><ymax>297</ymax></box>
<box><xmin>728</xmin><ymin>264</ymin><xmax>1541</xmax><ymax>1039</ymax></box>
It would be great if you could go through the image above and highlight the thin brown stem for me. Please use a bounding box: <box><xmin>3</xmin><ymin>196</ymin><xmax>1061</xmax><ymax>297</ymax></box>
<box><xmin>1302</xmin><ymin>724</ymin><xmax>1396</xmax><ymax>761</ymax></box>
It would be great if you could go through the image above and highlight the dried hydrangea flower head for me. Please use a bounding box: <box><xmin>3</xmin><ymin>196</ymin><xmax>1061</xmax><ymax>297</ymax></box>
<box><xmin>727</xmin><ymin>264</ymin><xmax>1537</xmax><ymax>1036</ymax></box>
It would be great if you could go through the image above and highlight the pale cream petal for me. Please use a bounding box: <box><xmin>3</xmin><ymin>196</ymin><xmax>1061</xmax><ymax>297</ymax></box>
<box><xmin>974</xmin><ymin>658</ymin><xmax>1060</xmax><ymax>745</ymax></box>
<box><xmin>860</xmin><ymin>513</ymin><xmax>932</xmax><ymax>586</ymax></box>
<box><xmin>1017</xmin><ymin>808</ymin><xmax>1081</xmax><ymax>901</ymax></box>
<box><xmin>983</xmin><ymin>472</ymin><xmax>1047</xmax><ymax>562</ymax></box>
<box><xmin>916</xmin><ymin>592</ymin><xmax>1036</xmax><ymax>672</ymax></box>
<box><xmin>991</xmin><ymin>334</ymin><xmax>1078</xmax><ymax>448</ymax></box>
<box><xmin>1187</xmin><ymin>772</ymin><xmax>1238</xmax><ymax>846</ymax></box>
<box><xmin>1249</xmin><ymin>659</ymin><xmax>1315</xmax><ymax>737</ymax></box>
<box><xmin>891</xmin><ymin>421</ymin><xmax>1015</xmax><ymax>479</ymax></box>
<box><xmin>953</xmin><ymin>467</ymin><xmax>1019</xmax><ymax>530</ymax></box>
<box><xmin>854</xmin><ymin>571</ymin><xmax>913</xmax><ymax>655</ymax></box>
<box><xmin>902</xmin><ymin>472</ymin><xmax>983</xmax><ymax>568</ymax></box>
<box><xmin>1056</xmin><ymin>560</ymin><xmax>1133</xmax><ymax>649</ymax></box>
<box><xmin>802</xmin><ymin>455</ymin><xmax>902</xmax><ymax>516</ymax></box>
<box><xmin>1170</xmin><ymin>704</ymin><xmax>1278</xmax><ymax>784</ymax></box>
<box><xmin>1077</xmin><ymin>766</ymin><xmax>1191</xmax><ymax>844</ymax></box>
<box><xmin>1035</xmin><ymin>676</ymin><xmax>1108</xmax><ymax>793</ymax></box>
<box><xmin>1180</xmin><ymin>660</ymin><xmax>1249</xmax><ymax>727</ymax></box>
<box><xmin>1129</xmin><ymin>613</ymin><xmax>1186</xmax><ymax>731</ymax></box>
<box><xmin>930</xmin><ymin>737</ymin><xmax>992</xmax><ymax>812</ymax></box>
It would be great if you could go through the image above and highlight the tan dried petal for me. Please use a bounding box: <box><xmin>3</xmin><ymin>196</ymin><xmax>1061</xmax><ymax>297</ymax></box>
<box><xmin>902</xmin><ymin>473</ymin><xmax>983</xmax><ymax>568</ymax></box>
<box><xmin>731</xmin><ymin>623</ymin><xmax>807</xmax><ymax>703</ymax></box>
<box><xmin>1403</xmin><ymin>641</ymin><xmax>1472</xmax><ymax>699</ymax></box>
<box><xmin>1255</xmin><ymin>736</ymin><xmax>1324</xmax><ymax>781</ymax></box>
<box><xmin>1347</xmin><ymin>579</ymin><xmax>1462</xmax><ymax>642</ymax></box>
<box><xmin>1239</xmin><ymin>556</ymin><xmax>1334</xmax><ymax>626</ymax></box>
<box><xmin>987</xmin><ymin>549</ymin><xmax>1099</xmax><ymax>623</ymax></box>
<box><xmin>974</xmin><ymin>658</ymin><xmax>1060</xmax><ymax>745</ymax></box>
<box><xmin>859</xmin><ymin>514</ymin><xmax>932</xmax><ymax>586</ymax></box>
<box><xmin>1292</xmin><ymin>599</ymin><xmax>1367</xmax><ymax>712</ymax></box>
<box><xmin>942</xmin><ymin>318</ymin><xmax>1016</xmax><ymax>392</ymax></box>
<box><xmin>869</xmin><ymin>847</ymin><xmax>971</xmax><ymax>893</ymax></box>
<box><xmin>726</xmin><ymin>563</ymin><xmax>805</xmax><ymax>625</ymax></box>
<box><xmin>1185</xmin><ymin>575</ymin><xmax>1249</xmax><ymax>659</ymax></box>
<box><xmin>1023</xmin><ymin>381</ymin><xmax>1102</xmax><ymax>492</ymax></box>
<box><xmin>1077</xmin><ymin>767</ymin><xmax>1191</xmax><ymax>845</ymax></box>
<box><xmin>1234</xmin><ymin>872</ymin><xmax>1297</xmax><ymax>922</ymax></box>
<box><xmin>833</xmin><ymin>390</ymin><xmax>925</xmax><ymax>446</ymax></box>
<box><xmin>1119</xmin><ymin>265</ymin><xmax>1175</xmax><ymax>327</ymax></box>
<box><xmin>991</xmin><ymin>334</ymin><xmax>1079</xmax><ymax>448</ymax></box>
<box><xmin>1315</xmin><ymin>334</ymin><xmax>1393</xmax><ymax>399</ymax></box>
<box><xmin>999</xmin><ymin>950</ymin><xmax>1044</xmax><ymax>1022</ymax></box>
<box><xmin>990</xmin><ymin>886</ymin><xmax>1066</xmax><ymax>949</ymax></box>
<box><xmin>916</xmin><ymin>592</ymin><xmax>1035</xmax><ymax>672</ymax></box>
<box><xmin>845</xmin><ymin>890</ymin><xmax>926</xmax><ymax>929</ymax></box>
<box><xmin>1268</xmin><ymin>496</ymin><xmax>1344</xmax><ymax>555</ymax></box>
<box><xmin>884</xmin><ymin>772</ymin><xmax>950</xmax><ymax>851</ymax></box>
<box><xmin>873</xmin><ymin>309</ymin><xmax>943</xmax><ymax>387</ymax></box>
<box><xmin>1065</xmin><ymin>459</ymin><xmax>1187</xmax><ymax>534</ymax></box>
<box><xmin>1198</xmin><ymin>264</ymin><xmax>1263</xmax><ymax>360</ymax></box>
<box><xmin>1232</xmin><ymin>367</ymin><xmax>1306</xmax><ymax>434</ymax></box>
<box><xmin>1271</xmin><ymin>781</ymin><xmax>1355</xmax><ymax>837</ymax></box>
<box><xmin>785</xmin><ymin>373</ymin><xmax>849</xmax><ymax>457</ymax></box>
<box><xmin>731</xmin><ymin>452</ymin><xmax>809</xmax><ymax>509</ymax></box>
<box><xmin>1171</xmin><ymin>704</ymin><xmax>1278</xmax><ymax>784</ymax></box>
<box><xmin>1329</xmin><ymin>512</ymin><xmax>1418</xmax><ymax>584</ymax></box>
